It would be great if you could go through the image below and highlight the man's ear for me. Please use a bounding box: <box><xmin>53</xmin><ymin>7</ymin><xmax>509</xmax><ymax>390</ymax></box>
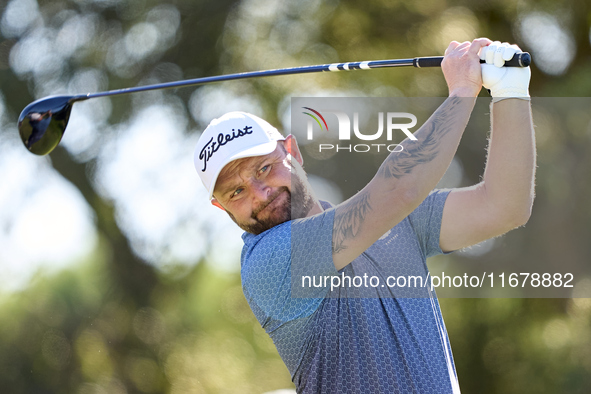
<box><xmin>283</xmin><ymin>134</ymin><xmax>304</xmax><ymax>165</ymax></box>
<box><xmin>211</xmin><ymin>198</ymin><xmax>226</xmax><ymax>211</ymax></box>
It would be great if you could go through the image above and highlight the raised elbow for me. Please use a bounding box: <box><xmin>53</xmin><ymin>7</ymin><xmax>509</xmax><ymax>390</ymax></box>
<box><xmin>511</xmin><ymin>205</ymin><xmax>532</xmax><ymax>228</ymax></box>
<box><xmin>500</xmin><ymin>200</ymin><xmax>533</xmax><ymax>230</ymax></box>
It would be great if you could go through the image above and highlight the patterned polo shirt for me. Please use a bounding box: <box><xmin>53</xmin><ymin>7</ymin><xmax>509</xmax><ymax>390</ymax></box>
<box><xmin>241</xmin><ymin>189</ymin><xmax>460</xmax><ymax>393</ymax></box>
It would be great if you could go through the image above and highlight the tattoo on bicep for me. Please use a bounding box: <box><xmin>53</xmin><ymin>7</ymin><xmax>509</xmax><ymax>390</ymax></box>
<box><xmin>332</xmin><ymin>190</ymin><xmax>372</xmax><ymax>254</ymax></box>
<box><xmin>379</xmin><ymin>96</ymin><xmax>462</xmax><ymax>179</ymax></box>
<box><xmin>331</xmin><ymin>97</ymin><xmax>465</xmax><ymax>255</ymax></box>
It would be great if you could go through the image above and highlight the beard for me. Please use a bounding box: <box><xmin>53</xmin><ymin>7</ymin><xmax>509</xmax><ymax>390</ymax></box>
<box><xmin>227</xmin><ymin>173</ymin><xmax>315</xmax><ymax>235</ymax></box>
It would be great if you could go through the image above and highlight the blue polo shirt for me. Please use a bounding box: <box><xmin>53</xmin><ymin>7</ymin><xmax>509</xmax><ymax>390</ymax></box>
<box><xmin>241</xmin><ymin>189</ymin><xmax>460</xmax><ymax>393</ymax></box>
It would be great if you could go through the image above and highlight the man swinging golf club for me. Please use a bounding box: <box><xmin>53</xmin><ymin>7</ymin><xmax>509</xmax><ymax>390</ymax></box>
<box><xmin>194</xmin><ymin>38</ymin><xmax>535</xmax><ymax>393</ymax></box>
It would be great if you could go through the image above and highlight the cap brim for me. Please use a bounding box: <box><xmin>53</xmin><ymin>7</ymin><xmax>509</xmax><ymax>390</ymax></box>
<box><xmin>207</xmin><ymin>139</ymin><xmax>282</xmax><ymax>199</ymax></box>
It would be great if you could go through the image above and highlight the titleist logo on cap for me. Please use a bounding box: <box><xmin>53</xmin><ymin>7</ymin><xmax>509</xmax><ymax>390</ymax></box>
<box><xmin>198</xmin><ymin>125</ymin><xmax>254</xmax><ymax>172</ymax></box>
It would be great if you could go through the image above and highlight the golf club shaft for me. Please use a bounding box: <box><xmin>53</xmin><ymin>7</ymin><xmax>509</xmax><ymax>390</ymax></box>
<box><xmin>79</xmin><ymin>52</ymin><xmax>531</xmax><ymax>102</ymax></box>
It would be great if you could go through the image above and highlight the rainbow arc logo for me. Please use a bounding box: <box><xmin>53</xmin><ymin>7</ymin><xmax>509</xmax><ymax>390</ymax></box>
<box><xmin>302</xmin><ymin>107</ymin><xmax>328</xmax><ymax>132</ymax></box>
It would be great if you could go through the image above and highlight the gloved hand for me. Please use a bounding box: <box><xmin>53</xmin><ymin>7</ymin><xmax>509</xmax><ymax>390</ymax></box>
<box><xmin>480</xmin><ymin>41</ymin><xmax>531</xmax><ymax>102</ymax></box>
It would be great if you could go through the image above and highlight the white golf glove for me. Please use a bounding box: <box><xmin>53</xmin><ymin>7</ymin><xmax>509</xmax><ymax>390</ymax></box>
<box><xmin>480</xmin><ymin>41</ymin><xmax>531</xmax><ymax>102</ymax></box>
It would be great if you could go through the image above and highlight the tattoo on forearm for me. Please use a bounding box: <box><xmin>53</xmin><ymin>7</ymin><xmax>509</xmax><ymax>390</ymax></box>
<box><xmin>379</xmin><ymin>96</ymin><xmax>462</xmax><ymax>179</ymax></box>
<box><xmin>332</xmin><ymin>96</ymin><xmax>467</xmax><ymax>255</ymax></box>
<box><xmin>332</xmin><ymin>190</ymin><xmax>371</xmax><ymax>254</ymax></box>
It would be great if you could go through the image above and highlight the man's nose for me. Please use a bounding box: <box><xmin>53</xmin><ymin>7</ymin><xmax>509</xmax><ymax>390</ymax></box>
<box><xmin>251</xmin><ymin>180</ymin><xmax>271</xmax><ymax>201</ymax></box>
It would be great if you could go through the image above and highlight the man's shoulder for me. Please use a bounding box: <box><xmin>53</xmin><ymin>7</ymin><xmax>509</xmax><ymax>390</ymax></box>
<box><xmin>241</xmin><ymin>205</ymin><xmax>337</xmax><ymax>269</ymax></box>
<box><xmin>241</xmin><ymin>221</ymin><xmax>292</xmax><ymax>271</ymax></box>
<box><xmin>242</xmin><ymin>220</ymin><xmax>291</xmax><ymax>250</ymax></box>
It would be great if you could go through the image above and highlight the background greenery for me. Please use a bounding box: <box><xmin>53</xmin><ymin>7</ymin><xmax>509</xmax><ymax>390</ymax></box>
<box><xmin>0</xmin><ymin>0</ymin><xmax>590</xmax><ymax>393</ymax></box>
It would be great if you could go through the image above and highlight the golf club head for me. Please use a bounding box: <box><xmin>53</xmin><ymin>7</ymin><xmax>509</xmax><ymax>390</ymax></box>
<box><xmin>18</xmin><ymin>95</ymin><xmax>76</xmax><ymax>155</ymax></box>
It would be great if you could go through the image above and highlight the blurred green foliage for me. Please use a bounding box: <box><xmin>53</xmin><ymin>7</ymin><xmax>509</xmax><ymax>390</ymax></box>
<box><xmin>1</xmin><ymin>0</ymin><xmax>591</xmax><ymax>393</ymax></box>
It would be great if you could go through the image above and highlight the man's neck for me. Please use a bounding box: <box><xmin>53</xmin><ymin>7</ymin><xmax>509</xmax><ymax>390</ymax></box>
<box><xmin>305</xmin><ymin>199</ymin><xmax>325</xmax><ymax>217</ymax></box>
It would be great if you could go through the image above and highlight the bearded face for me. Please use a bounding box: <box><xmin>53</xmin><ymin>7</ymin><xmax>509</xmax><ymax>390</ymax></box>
<box><xmin>226</xmin><ymin>167</ymin><xmax>315</xmax><ymax>235</ymax></box>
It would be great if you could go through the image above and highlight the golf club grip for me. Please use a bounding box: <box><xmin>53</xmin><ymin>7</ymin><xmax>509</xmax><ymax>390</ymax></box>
<box><xmin>414</xmin><ymin>52</ymin><xmax>531</xmax><ymax>68</ymax></box>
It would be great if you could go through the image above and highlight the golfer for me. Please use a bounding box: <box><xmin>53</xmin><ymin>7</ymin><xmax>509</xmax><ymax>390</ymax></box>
<box><xmin>194</xmin><ymin>38</ymin><xmax>535</xmax><ymax>393</ymax></box>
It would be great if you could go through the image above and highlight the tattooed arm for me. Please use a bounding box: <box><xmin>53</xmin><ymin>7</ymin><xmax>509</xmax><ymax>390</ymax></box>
<box><xmin>331</xmin><ymin>96</ymin><xmax>475</xmax><ymax>268</ymax></box>
<box><xmin>332</xmin><ymin>38</ymin><xmax>491</xmax><ymax>270</ymax></box>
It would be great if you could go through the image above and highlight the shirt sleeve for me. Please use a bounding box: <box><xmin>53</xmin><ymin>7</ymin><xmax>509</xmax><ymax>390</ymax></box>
<box><xmin>241</xmin><ymin>208</ymin><xmax>338</xmax><ymax>329</ymax></box>
<box><xmin>407</xmin><ymin>189</ymin><xmax>452</xmax><ymax>258</ymax></box>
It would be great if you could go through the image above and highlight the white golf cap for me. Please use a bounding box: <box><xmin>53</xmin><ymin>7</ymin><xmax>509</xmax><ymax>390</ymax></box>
<box><xmin>194</xmin><ymin>111</ymin><xmax>285</xmax><ymax>199</ymax></box>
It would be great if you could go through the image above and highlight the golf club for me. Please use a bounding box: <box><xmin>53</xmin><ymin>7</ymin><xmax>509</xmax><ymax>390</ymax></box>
<box><xmin>17</xmin><ymin>52</ymin><xmax>531</xmax><ymax>156</ymax></box>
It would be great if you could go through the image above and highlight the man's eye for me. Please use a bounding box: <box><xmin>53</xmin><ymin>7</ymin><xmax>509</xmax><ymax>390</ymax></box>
<box><xmin>231</xmin><ymin>188</ymin><xmax>243</xmax><ymax>198</ymax></box>
<box><xmin>259</xmin><ymin>165</ymin><xmax>270</xmax><ymax>175</ymax></box>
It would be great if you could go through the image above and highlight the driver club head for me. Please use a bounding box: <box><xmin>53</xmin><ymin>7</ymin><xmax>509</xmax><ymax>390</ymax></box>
<box><xmin>18</xmin><ymin>95</ymin><xmax>78</xmax><ymax>156</ymax></box>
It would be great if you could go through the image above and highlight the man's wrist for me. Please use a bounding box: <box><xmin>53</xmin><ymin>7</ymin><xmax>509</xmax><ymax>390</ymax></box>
<box><xmin>449</xmin><ymin>87</ymin><xmax>480</xmax><ymax>98</ymax></box>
